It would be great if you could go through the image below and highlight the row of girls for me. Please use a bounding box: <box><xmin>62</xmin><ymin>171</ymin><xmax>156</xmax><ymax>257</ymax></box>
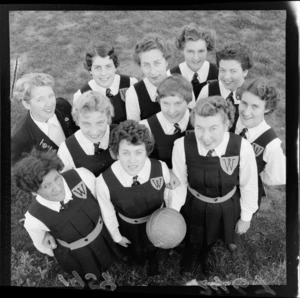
<box><xmin>12</xmin><ymin>22</ymin><xmax>286</xmax><ymax>282</ymax></box>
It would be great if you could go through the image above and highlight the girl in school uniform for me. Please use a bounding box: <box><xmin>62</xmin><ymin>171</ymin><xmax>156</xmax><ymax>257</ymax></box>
<box><xmin>235</xmin><ymin>77</ymin><xmax>286</xmax><ymax>209</ymax></box>
<box><xmin>197</xmin><ymin>42</ymin><xmax>254</xmax><ymax>133</ymax></box>
<box><xmin>11</xmin><ymin>73</ymin><xmax>78</xmax><ymax>165</ymax></box>
<box><xmin>12</xmin><ymin>148</ymin><xmax>122</xmax><ymax>283</ymax></box>
<box><xmin>73</xmin><ymin>41</ymin><xmax>138</xmax><ymax>124</ymax></box>
<box><xmin>58</xmin><ymin>90</ymin><xmax>117</xmax><ymax>177</ymax></box>
<box><xmin>170</xmin><ymin>96</ymin><xmax>258</xmax><ymax>276</ymax></box>
<box><xmin>96</xmin><ymin>120</ymin><xmax>171</xmax><ymax>276</ymax></box>
<box><xmin>140</xmin><ymin>74</ymin><xmax>194</xmax><ymax>169</ymax></box>
<box><xmin>167</xmin><ymin>23</ymin><xmax>219</xmax><ymax>100</ymax></box>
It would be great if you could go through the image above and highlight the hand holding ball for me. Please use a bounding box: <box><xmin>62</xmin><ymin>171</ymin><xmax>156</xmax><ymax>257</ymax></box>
<box><xmin>146</xmin><ymin>207</ymin><xmax>187</xmax><ymax>249</ymax></box>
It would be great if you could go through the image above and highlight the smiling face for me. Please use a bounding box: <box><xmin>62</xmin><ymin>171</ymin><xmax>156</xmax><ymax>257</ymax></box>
<box><xmin>139</xmin><ymin>49</ymin><xmax>168</xmax><ymax>87</ymax></box>
<box><xmin>218</xmin><ymin>59</ymin><xmax>248</xmax><ymax>92</ymax></box>
<box><xmin>22</xmin><ymin>86</ymin><xmax>56</xmax><ymax>122</ymax></box>
<box><xmin>183</xmin><ymin>39</ymin><xmax>208</xmax><ymax>72</ymax></box>
<box><xmin>239</xmin><ymin>91</ymin><xmax>267</xmax><ymax>129</ymax></box>
<box><xmin>117</xmin><ymin>140</ymin><xmax>147</xmax><ymax>176</ymax></box>
<box><xmin>78</xmin><ymin>110</ymin><xmax>108</xmax><ymax>143</ymax></box>
<box><xmin>194</xmin><ymin>113</ymin><xmax>229</xmax><ymax>150</ymax></box>
<box><xmin>90</xmin><ymin>55</ymin><xmax>116</xmax><ymax>88</ymax></box>
<box><xmin>160</xmin><ymin>95</ymin><xmax>188</xmax><ymax>124</ymax></box>
<box><xmin>32</xmin><ymin>169</ymin><xmax>65</xmax><ymax>202</ymax></box>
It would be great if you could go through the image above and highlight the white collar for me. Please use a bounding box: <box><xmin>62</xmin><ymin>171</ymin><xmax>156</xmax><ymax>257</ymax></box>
<box><xmin>89</xmin><ymin>74</ymin><xmax>120</xmax><ymax>95</ymax></box>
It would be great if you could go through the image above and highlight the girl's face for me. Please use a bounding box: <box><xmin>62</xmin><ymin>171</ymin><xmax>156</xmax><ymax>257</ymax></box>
<box><xmin>22</xmin><ymin>86</ymin><xmax>56</xmax><ymax>122</ymax></box>
<box><xmin>218</xmin><ymin>59</ymin><xmax>248</xmax><ymax>92</ymax></box>
<box><xmin>90</xmin><ymin>55</ymin><xmax>116</xmax><ymax>88</ymax></box>
<box><xmin>239</xmin><ymin>91</ymin><xmax>267</xmax><ymax>129</ymax></box>
<box><xmin>160</xmin><ymin>95</ymin><xmax>188</xmax><ymax>124</ymax></box>
<box><xmin>117</xmin><ymin>140</ymin><xmax>147</xmax><ymax>176</ymax></box>
<box><xmin>139</xmin><ymin>49</ymin><xmax>168</xmax><ymax>87</ymax></box>
<box><xmin>78</xmin><ymin>110</ymin><xmax>108</xmax><ymax>143</ymax></box>
<box><xmin>183</xmin><ymin>39</ymin><xmax>208</xmax><ymax>72</ymax></box>
<box><xmin>194</xmin><ymin>113</ymin><xmax>229</xmax><ymax>150</ymax></box>
<box><xmin>33</xmin><ymin>169</ymin><xmax>65</xmax><ymax>202</ymax></box>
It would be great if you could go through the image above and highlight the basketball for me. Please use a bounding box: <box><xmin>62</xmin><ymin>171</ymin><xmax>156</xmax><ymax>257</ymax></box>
<box><xmin>146</xmin><ymin>207</ymin><xmax>187</xmax><ymax>249</ymax></box>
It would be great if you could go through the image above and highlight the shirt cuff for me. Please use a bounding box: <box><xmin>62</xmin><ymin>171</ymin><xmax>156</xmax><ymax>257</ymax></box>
<box><xmin>240</xmin><ymin>211</ymin><xmax>254</xmax><ymax>222</ymax></box>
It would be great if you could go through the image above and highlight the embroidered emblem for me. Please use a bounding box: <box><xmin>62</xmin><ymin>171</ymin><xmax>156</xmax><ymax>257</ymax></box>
<box><xmin>150</xmin><ymin>176</ymin><xmax>164</xmax><ymax>190</ymax></box>
<box><xmin>220</xmin><ymin>156</ymin><xmax>239</xmax><ymax>175</ymax></box>
<box><xmin>39</xmin><ymin>139</ymin><xmax>53</xmax><ymax>150</ymax></box>
<box><xmin>64</xmin><ymin>117</ymin><xmax>69</xmax><ymax>122</ymax></box>
<box><xmin>71</xmin><ymin>181</ymin><xmax>87</xmax><ymax>199</ymax></box>
<box><xmin>119</xmin><ymin>88</ymin><xmax>129</xmax><ymax>102</ymax></box>
<box><xmin>252</xmin><ymin>143</ymin><xmax>264</xmax><ymax>157</ymax></box>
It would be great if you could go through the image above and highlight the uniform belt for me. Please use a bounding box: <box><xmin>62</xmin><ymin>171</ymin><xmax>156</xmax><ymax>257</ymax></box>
<box><xmin>187</xmin><ymin>186</ymin><xmax>237</xmax><ymax>204</ymax></box>
<box><xmin>118</xmin><ymin>203</ymin><xmax>164</xmax><ymax>224</ymax></box>
<box><xmin>56</xmin><ymin>217</ymin><xmax>103</xmax><ymax>250</ymax></box>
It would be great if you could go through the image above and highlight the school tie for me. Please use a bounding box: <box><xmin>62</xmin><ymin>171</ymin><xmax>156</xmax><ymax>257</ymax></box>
<box><xmin>226</xmin><ymin>92</ymin><xmax>235</xmax><ymax>106</ymax></box>
<box><xmin>206</xmin><ymin>149</ymin><xmax>215</xmax><ymax>157</ymax></box>
<box><xmin>60</xmin><ymin>201</ymin><xmax>68</xmax><ymax>211</ymax></box>
<box><xmin>106</xmin><ymin>88</ymin><xmax>114</xmax><ymax>99</ymax></box>
<box><xmin>239</xmin><ymin>128</ymin><xmax>248</xmax><ymax>139</ymax></box>
<box><xmin>93</xmin><ymin>142</ymin><xmax>104</xmax><ymax>155</ymax></box>
<box><xmin>191</xmin><ymin>72</ymin><xmax>199</xmax><ymax>85</ymax></box>
<box><xmin>48</xmin><ymin>122</ymin><xmax>66</xmax><ymax>147</ymax></box>
<box><xmin>173</xmin><ymin>123</ymin><xmax>181</xmax><ymax>134</ymax></box>
<box><xmin>131</xmin><ymin>175</ymin><xmax>140</xmax><ymax>187</ymax></box>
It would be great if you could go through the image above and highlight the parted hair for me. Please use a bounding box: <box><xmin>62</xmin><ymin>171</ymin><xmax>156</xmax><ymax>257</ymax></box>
<box><xmin>109</xmin><ymin>120</ymin><xmax>154</xmax><ymax>156</ymax></box>
<box><xmin>84</xmin><ymin>41</ymin><xmax>119</xmax><ymax>71</ymax></box>
<box><xmin>13</xmin><ymin>73</ymin><xmax>55</xmax><ymax>103</ymax></box>
<box><xmin>175</xmin><ymin>23</ymin><xmax>216</xmax><ymax>52</ymax></box>
<box><xmin>12</xmin><ymin>148</ymin><xmax>63</xmax><ymax>193</ymax></box>
<box><xmin>72</xmin><ymin>90</ymin><xmax>114</xmax><ymax>126</ymax></box>
<box><xmin>236</xmin><ymin>77</ymin><xmax>279</xmax><ymax>114</ymax></box>
<box><xmin>157</xmin><ymin>74</ymin><xmax>193</xmax><ymax>104</ymax></box>
<box><xmin>216</xmin><ymin>42</ymin><xmax>254</xmax><ymax>71</ymax></box>
<box><xmin>133</xmin><ymin>33</ymin><xmax>173</xmax><ymax>65</ymax></box>
<box><xmin>190</xmin><ymin>96</ymin><xmax>236</xmax><ymax>129</ymax></box>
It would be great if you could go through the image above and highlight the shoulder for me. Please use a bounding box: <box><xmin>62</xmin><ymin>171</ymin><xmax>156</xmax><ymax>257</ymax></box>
<box><xmin>75</xmin><ymin>167</ymin><xmax>96</xmax><ymax>181</ymax></box>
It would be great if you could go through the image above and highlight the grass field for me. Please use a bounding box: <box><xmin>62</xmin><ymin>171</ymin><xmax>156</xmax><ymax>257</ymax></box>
<box><xmin>9</xmin><ymin>9</ymin><xmax>287</xmax><ymax>289</ymax></box>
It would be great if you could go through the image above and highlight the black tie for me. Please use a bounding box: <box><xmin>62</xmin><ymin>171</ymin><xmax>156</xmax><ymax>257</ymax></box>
<box><xmin>106</xmin><ymin>88</ymin><xmax>114</xmax><ymax>99</ymax></box>
<box><xmin>131</xmin><ymin>175</ymin><xmax>140</xmax><ymax>187</ymax></box>
<box><xmin>60</xmin><ymin>201</ymin><xmax>68</xmax><ymax>211</ymax></box>
<box><xmin>239</xmin><ymin>128</ymin><xmax>248</xmax><ymax>139</ymax></box>
<box><xmin>94</xmin><ymin>142</ymin><xmax>103</xmax><ymax>155</ymax></box>
<box><xmin>191</xmin><ymin>72</ymin><xmax>199</xmax><ymax>85</ymax></box>
<box><xmin>226</xmin><ymin>92</ymin><xmax>235</xmax><ymax>106</ymax></box>
<box><xmin>174</xmin><ymin>123</ymin><xmax>181</xmax><ymax>134</ymax></box>
<box><xmin>206</xmin><ymin>149</ymin><xmax>214</xmax><ymax>157</ymax></box>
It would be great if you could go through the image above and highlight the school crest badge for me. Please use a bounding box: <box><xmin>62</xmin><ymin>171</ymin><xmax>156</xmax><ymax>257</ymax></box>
<box><xmin>252</xmin><ymin>143</ymin><xmax>264</xmax><ymax>157</ymax></box>
<box><xmin>220</xmin><ymin>156</ymin><xmax>239</xmax><ymax>175</ymax></box>
<box><xmin>71</xmin><ymin>181</ymin><xmax>87</xmax><ymax>199</ymax></box>
<box><xmin>150</xmin><ymin>176</ymin><xmax>164</xmax><ymax>190</ymax></box>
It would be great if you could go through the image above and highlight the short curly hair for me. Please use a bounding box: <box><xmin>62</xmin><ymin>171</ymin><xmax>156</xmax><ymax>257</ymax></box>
<box><xmin>84</xmin><ymin>41</ymin><xmax>119</xmax><ymax>71</ymax></box>
<box><xmin>157</xmin><ymin>74</ymin><xmax>193</xmax><ymax>104</ymax></box>
<box><xmin>175</xmin><ymin>23</ymin><xmax>216</xmax><ymax>52</ymax></box>
<box><xmin>12</xmin><ymin>148</ymin><xmax>64</xmax><ymax>193</ymax></box>
<box><xmin>109</xmin><ymin>120</ymin><xmax>154</xmax><ymax>156</ymax></box>
<box><xmin>236</xmin><ymin>77</ymin><xmax>279</xmax><ymax>114</ymax></box>
<box><xmin>191</xmin><ymin>96</ymin><xmax>236</xmax><ymax>129</ymax></box>
<box><xmin>13</xmin><ymin>73</ymin><xmax>55</xmax><ymax>103</ymax></box>
<box><xmin>133</xmin><ymin>33</ymin><xmax>173</xmax><ymax>65</ymax></box>
<box><xmin>216</xmin><ymin>42</ymin><xmax>254</xmax><ymax>71</ymax></box>
<box><xmin>72</xmin><ymin>90</ymin><xmax>114</xmax><ymax>126</ymax></box>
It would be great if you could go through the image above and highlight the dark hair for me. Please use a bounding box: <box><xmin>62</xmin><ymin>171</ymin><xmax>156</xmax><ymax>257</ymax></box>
<box><xmin>175</xmin><ymin>23</ymin><xmax>216</xmax><ymax>52</ymax></box>
<box><xmin>109</xmin><ymin>120</ymin><xmax>154</xmax><ymax>156</ymax></box>
<box><xmin>133</xmin><ymin>33</ymin><xmax>173</xmax><ymax>65</ymax></box>
<box><xmin>216</xmin><ymin>42</ymin><xmax>253</xmax><ymax>71</ymax></box>
<box><xmin>236</xmin><ymin>77</ymin><xmax>279</xmax><ymax>114</ymax></box>
<box><xmin>84</xmin><ymin>41</ymin><xmax>119</xmax><ymax>71</ymax></box>
<box><xmin>157</xmin><ymin>74</ymin><xmax>193</xmax><ymax>104</ymax></box>
<box><xmin>12</xmin><ymin>148</ymin><xmax>64</xmax><ymax>193</ymax></box>
<box><xmin>191</xmin><ymin>96</ymin><xmax>236</xmax><ymax>129</ymax></box>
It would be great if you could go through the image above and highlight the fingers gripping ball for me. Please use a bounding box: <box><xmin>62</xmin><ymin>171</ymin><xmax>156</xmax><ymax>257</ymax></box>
<box><xmin>146</xmin><ymin>207</ymin><xmax>187</xmax><ymax>249</ymax></box>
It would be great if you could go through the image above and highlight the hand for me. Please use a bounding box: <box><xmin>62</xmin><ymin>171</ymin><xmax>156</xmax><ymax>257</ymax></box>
<box><xmin>42</xmin><ymin>232</ymin><xmax>57</xmax><ymax>249</ymax></box>
<box><xmin>235</xmin><ymin>219</ymin><xmax>251</xmax><ymax>235</ymax></box>
<box><xmin>117</xmin><ymin>236</ymin><xmax>131</xmax><ymax>247</ymax></box>
<box><xmin>166</xmin><ymin>169</ymin><xmax>180</xmax><ymax>189</ymax></box>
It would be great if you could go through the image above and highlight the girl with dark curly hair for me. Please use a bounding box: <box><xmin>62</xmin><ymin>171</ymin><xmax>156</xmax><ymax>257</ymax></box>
<box><xmin>96</xmin><ymin>120</ymin><xmax>172</xmax><ymax>276</ymax></box>
<box><xmin>170</xmin><ymin>96</ymin><xmax>258</xmax><ymax>277</ymax></box>
<box><xmin>235</xmin><ymin>77</ymin><xmax>286</xmax><ymax>209</ymax></box>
